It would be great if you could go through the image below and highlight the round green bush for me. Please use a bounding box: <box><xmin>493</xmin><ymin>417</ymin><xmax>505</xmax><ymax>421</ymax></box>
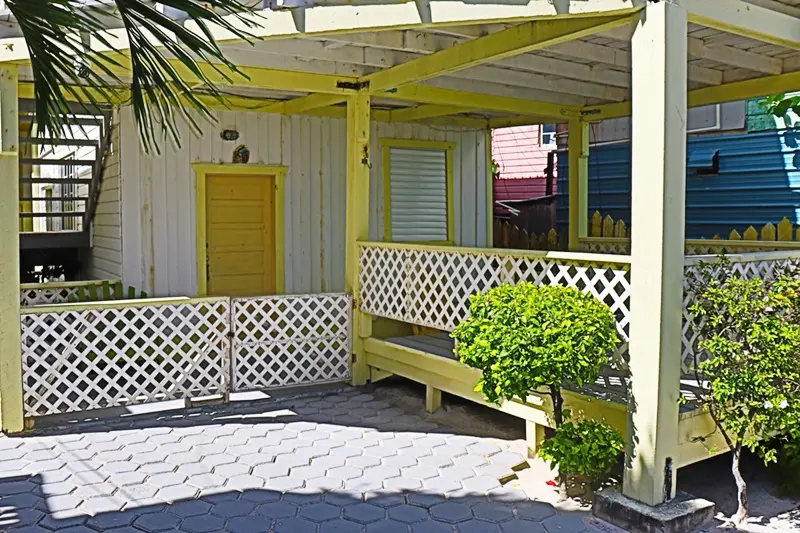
<box><xmin>451</xmin><ymin>283</ymin><xmax>620</xmax><ymax>407</ymax></box>
<box><xmin>539</xmin><ymin>420</ymin><xmax>624</xmax><ymax>481</ymax></box>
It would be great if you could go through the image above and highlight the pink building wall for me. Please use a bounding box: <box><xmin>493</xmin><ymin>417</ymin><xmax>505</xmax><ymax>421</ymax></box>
<box><xmin>491</xmin><ymin>126</ymin><xmax>555</xmax><ymax>210</ymax></box>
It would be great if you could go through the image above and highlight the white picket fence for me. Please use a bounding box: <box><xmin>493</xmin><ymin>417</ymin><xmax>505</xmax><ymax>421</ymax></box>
<box><xmin>20</xmin><ymin>293</ymin><xmax>352</xmax><ymax>417</ymax></box>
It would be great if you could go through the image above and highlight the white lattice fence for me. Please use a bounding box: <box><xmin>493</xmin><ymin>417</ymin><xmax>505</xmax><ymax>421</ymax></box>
<box><xmin>232</xmin><ymin>294</ymin><xmax>351</xmax><ymax>391</ymax></box>
<box><xmin>680</xmin><ymin>252</ymin><xmax>800</xmax><ymax>373</ymax></box>
<box><xmin>21</xmin><ymin>298</ymin><xmax>231</xmax><ymax>417</ymax></box>
<box><xmin>360</xmin><ymin>244</ymin><xmax>631</xmax><ymax>356</ymax></box>
<box><xmin>20</xmin><ymin>281</ymin><xmax>121</xmax><ymax>306</ymax></box>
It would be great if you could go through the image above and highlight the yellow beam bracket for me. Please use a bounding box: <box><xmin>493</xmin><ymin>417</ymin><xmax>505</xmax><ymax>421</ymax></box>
<box><xmin>360</xmin><ymin>12</ymin><xmax>640</xmax><ymax>93</ymax></box>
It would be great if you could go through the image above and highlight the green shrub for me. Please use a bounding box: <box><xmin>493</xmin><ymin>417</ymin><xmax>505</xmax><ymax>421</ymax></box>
<box><xmin>451</xmin><ymin>283</ymin><xmax>619</xmax><ymax>426</ymax></box>
<box><xmin>539</xmin><ymin>420</ymin><xmax>624</xmax><ymax>483</ymax></box>
<box><xmin>688</xmin><ymin>259</ymin><xmax>800</xmax><ymax>524</ymax></box>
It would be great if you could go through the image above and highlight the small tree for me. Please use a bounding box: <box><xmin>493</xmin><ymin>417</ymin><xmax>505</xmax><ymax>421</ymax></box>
<box><xmin>452</xmin><ymin>283</ymin><xmax>620</xmax><ymax>492</ymax></box>
<box><xmin>688</xmin><ymin>261</ymin><xmax>800</xmax><ymax>525</ymax></box>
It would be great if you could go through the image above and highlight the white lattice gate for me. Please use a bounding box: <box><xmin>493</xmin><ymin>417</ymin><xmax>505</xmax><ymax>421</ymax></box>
<box><xmin>20</xmin><ymin>293</ymin><xmax>353</xmax><ymax>417</ymax></box>
<box><xmin>21</xmin><ymin>298</ymin><xmax>232</xmax><ymax>417</ymax></box>
<box><xmin>231</xmin><ymin>294</ymin><xmax>352</xmax><ymax>391</ymax></box>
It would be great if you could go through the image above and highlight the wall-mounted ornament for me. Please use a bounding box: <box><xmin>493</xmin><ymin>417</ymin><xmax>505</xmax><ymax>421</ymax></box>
<box><xmin>233</xmin><ymin>145</ymin><xmax>250</xmax><ymax>164</ymax></box>
<box><xmin>221</xmin><ymin>129</ymin><xmax>240</xmax><ymax>142</ymax></box>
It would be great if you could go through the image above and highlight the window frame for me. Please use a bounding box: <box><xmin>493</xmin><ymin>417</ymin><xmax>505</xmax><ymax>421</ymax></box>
<box><xmin>381</xmin><ymin>138</ymin><xmax>456</xmax><ymax>246</ymax></box>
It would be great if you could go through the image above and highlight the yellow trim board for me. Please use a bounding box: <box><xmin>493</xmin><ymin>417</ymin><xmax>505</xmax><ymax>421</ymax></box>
<box><xmin>380</xmin><ymin>138</ymin><xmax>456</xmax><ymax>245</ymax></box>
<box><xmin>193</xmin><ymin>163</ymin><xmax>287</xmax><ymax>297</ymax></box>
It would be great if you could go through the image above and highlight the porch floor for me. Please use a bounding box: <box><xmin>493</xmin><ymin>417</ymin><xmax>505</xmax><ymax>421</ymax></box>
<box><xmin>385</xmin><ymin>334</ymin><xmax>702</xmax><ymax>414</ymax></box>
<box><xmin>0</xmin><ymin>387</ymin><xmax>615</xmax><ymax>533</ymax></box>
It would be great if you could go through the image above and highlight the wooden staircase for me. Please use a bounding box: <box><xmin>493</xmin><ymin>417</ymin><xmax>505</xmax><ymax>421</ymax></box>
<box><xmin>18</xmin><ymin>100</ymin><xmax>112</xmax><ymax>282</ymax></box>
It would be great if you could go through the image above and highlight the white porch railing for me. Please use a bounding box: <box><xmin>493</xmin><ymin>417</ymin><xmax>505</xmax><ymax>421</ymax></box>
<box><xmin>578</xmin><ymin>237</ymin><xmax>800</xmax><ymax>256</ymax></box>
<box><xmin>358</xmin><ymin>242</ymin><xmax>632</xmax><ymax>357</ymax></box>
<box><xmin>359</xmin><ymin>242</ymin><xmax>800</xmax><ymax>375</ymax></box>
<box><xmin>20</xmin><ymin>293</ymin><xmax>352</xmax><ymax>417</ymax></box>
<box><xmin>20</xmin><ymin>280</ymin><xmax>123</xmax><ymax>306</ymax></box>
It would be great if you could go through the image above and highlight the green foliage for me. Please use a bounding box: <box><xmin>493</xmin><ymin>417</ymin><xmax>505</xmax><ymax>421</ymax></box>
<box><xmin>7</xmin><ymin>0</ymin><xmax>259</xmax><ymax>153</ymax></box>
<box><xmin>451</xmin><ymin>283</ymin><xmax>619</xmax><ymax>406</ymax></box>
<box><xmin>539</xmin><ymin>420</ymin><xmax>624</xmax><ymax>481</ymax></box>
<box><xmin>776</xmin><ymin>440</ymin><xmax>800</xmax><ymax>497</ymax></box>
<box><xmin>688</xmin><ymin>260</ymin><xmax>800</xmax><ymax>460</ymax></box>
<box><xmin>761</xmin><ymin>94</ymin><xmax>800</xmax><ymax>122</ymax></box>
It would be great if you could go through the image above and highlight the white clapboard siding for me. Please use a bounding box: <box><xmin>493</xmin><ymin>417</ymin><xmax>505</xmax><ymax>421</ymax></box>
<box><xmin>119</xmin><ymin>107</ymin><xmax>488</xmax><ymax>297</ymax></box>
<box><xmin>388</xmin><ymin>147</ymin><xmax>448</xmax><ymax>242</ymax></box>
<box><xmin>85</xmin><ymin>112</ymin><xmax>122</xmax><ymax>279</ymax></box>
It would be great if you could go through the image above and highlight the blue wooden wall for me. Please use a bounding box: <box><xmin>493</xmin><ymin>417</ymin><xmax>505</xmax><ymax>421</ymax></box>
<box><xmin>556</xmin><ymin>129</ymin><xmax>800</xmax><ymax>239</ymax></box>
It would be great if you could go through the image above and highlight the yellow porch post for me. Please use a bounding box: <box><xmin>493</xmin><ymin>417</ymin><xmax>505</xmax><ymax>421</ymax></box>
<box><xmin>345</xmin><ymin>93</ymin><xmax>372</xmax><ymax>386</ymax></box>
<box><xmin>623</xmin><ymin>1</ymin><xmax>686</xmax><ymax>506</ymax></box>
<box><xmin>0</xmin><ymin>64</ymin><xmax>23</xmax><ymax>434</ymax></box>
<box><xmin>567</xmin><ymin>119</ymin><xmax>588</xmax><ymax>251</ymax></box>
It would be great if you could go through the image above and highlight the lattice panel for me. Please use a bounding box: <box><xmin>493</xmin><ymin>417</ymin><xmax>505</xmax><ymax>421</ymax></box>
<box><xmin>21</xmin><ymin>300</ymin><xmax>231</xmax><ymax>416</ymax></box>
<box><xmin>360</xmin><ymin>245</ymin><xmax>630</xmax><ymax>360</ymax></box>
<box><xmin>680</xmin><ymin>255</ymin><xmax>800</xmax><ymax>373</ymax></box>
<box><xmin>20</xmin><ymin>286</ymin><xmax>80</xmax><ymax>307</ymax></box>
<box><xmin>232</xmin><ymin>294</ymin><xmax>351</xmax><ymax>391</ymax></box>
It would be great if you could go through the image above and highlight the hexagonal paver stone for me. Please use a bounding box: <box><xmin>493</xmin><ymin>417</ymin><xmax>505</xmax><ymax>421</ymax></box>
<box><xmin>54</xmin><ymin>526</ymin><xmax>96</xmax><ymax>533</ymax></box>
<box><xmin>2</xmin><ymin>507</ymin><xmax>44</xmax><ymax>528</ymax></box>
<box><xmin>255</xmin><ymin>501</ymin><xmax>299</xmax><ymax>519</ymax></box>
<box><xmin>473</xmin><ymin>502</ymin><xmax>514</xmax><ymax>523</ymax></box>
<box><xmin>78</xmin><ymin>496</ymin><xmax>126</xmax><ymax>515</ymax></box>
<box><xmin>252</xmin><ymin>463</ymin><xmax>290</xmax><ymax>479</ymax></box>
<box><xmin>74</xmin><ymin>482</ymin><xmax>118</xmax><ymax>500</ymax></box>
<box><xmin>133</xmin><ymin>512</ymin><xmax>182</xmax><ymax>532</ymax></box>
<box><xmin>364</xmin><ymin>491</ymin><xmax>406</xmax><ymax>509</ymax></box>
<box><xmin>344</xmin><ymin>503</ymin><xmax>385</xmax><ymax>524</ymax></box>
<box><xmin>171</xmin><ymin>500</ymin><xmax>213</xmax><ymax>518</ymax></box>
<box><xmin>134</xmin><ymin>451</ymin><xmax>169</xmax><ymax>464</ymax></box>
<box><xmin>385</xmin><ymin>478</ymin><xmax>422</xmax><ymax>491</ymax></box>
<box><xmin>86</xmin><ymin>510</ymin><xmax>139</xmax><ymax>530</ymax></box>
<box><xmin>411</xmin><ymin>520</ymin><xmax>452</xmax><ymax>533</ymax></box>
<box><xmin>327</xmin><ymin>466</ymin><xmax>363</xmax><ymax>481</ymax></box>
<box><xmin>227</xmin><ymin>516</ymin><xmax>272</xmax><ymax>533</ymax></box>
<box><xmin>387</xmin><ymin>505</ymin><xmax>429</xmax><ymax>524</ymax></box>
<box><xmin>541</xmin><ymin>514</ymin><xmax>589</xmax><ymax>533</ymax></box>
<box><xmin>263</xmin><ymin>476</ymin><xmax>303</xmax><ymax>492</ymax></box>
<box><xmin>431</xmin><ymin>503</ymin><xmax>471</xmax><ymax>524</ymax></box>
<box><xmin>466</xmin><ymin>442</ymin><xmax>502</xmax><ymax>457</ymax></box>
<box><xmin>457</xmin><ymin>521</ymin><xmax>501</xmax><ymax>533</ymax></box>
<box><xmin>486</xmin><ymin>489</ymin><xmax>528</xmax><ymax>505</ymax></box>
<box><xmin>422</xmin><ymin>477</ymin><xmax>462</xmax><ymax>494</ymax></box>
<box><xmin>104</xmin><ymin>461</ymin><xmax>139</xmax><ymax>474</ymax></box>
<box><xmin>227</xmin><ymin>474</ymin><xmax>266</xmax><ymax>491</ymax></box>
<box><xmin>156</xmin><ymin>484</ymin><xmax>199</xmax><ymax>502</ymax></box>
<box><xmin>407</xmin><ymin>493</ymin><xmax>447</xmax><ymax>509</ymax></box>
<box><xmin>418</xmin><ymin>456</ymin><xmax>454</xmax><ymax>469</ymax></box>
<box><xmin>500</xmin><ymin>520</ymin><xmax>546</xmax><ymax>533</ymax></box>
<box><xmin>181</xmin><ymin>515</ymin><xmax>226</xmax><ymax>533</ymax></box>
<box><xmin>366</xmin><ymin>519</ymin><xmax>410</xmax><ymax>533</ymax></box>
<box><xmin>461</xmin><ymin>477</ymin><xmax>501</xmax><ymax>493</ymax></box>
<box><xmin>187</xmin><ymin>473</ymin><xmax>228</xmax><ymax>490</ymax></box>
<box><xmin>274</xmin><ymin>518</ymin><xmax>318</xmax><ymax>533</ymax></box>
<box><xmin>141</xmin><ymin>463</ymin><xmax>178</xmax><ymax>475</ymax></box>
<box><xmin>240</xmin><ymin>489</ymin><xmax>282</xmax><ymax>504</ymax></box>
<box><xmin>362</xmin><ymin>466</ymin><xmax>401</xmax><ymax>481</ymax></box>
<box><xmin>301</xmin><ymin>502</ymin><xmax>341</xmax><ymax>522</ymax></box>
<box><xmin>212</xmin><ymin>500</ymin><xmax>256</xmax><ymax>519</ymax></box>
<box><xmin>402</xmin><ymin>466</ymin><xmax>439</xmax><ymax>480</ymax></box>
<box><xmin>319</xmin><ymin>519</ymin><xmax>365</xmax><ymax>533</ymax></box>
<box><xmin>214</xmin><ymin>462</ymin><xmax>251</xmax><ymax>478</ymax></box>
<box><xmin>514</xmin><ymin>502</ymin><xmax>556</xmax><ymax>522</ymax></box>
<box><xmin>149</xmin><ymin>473</ymin><xmax>188</xmax><ymax>488</ymax></box>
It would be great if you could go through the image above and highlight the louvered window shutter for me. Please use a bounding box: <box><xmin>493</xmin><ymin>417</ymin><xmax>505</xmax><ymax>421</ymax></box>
<box><xmin>388</xmin><ymin>147</ymin><xmax>449</xmax><ymax>242</ymax></box>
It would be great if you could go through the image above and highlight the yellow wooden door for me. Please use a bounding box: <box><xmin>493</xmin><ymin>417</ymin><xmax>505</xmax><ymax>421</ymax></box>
<box><xmin>206</xmin><ymin>174</ymin><xmax>276</xmax><ymax>297</ymax></box>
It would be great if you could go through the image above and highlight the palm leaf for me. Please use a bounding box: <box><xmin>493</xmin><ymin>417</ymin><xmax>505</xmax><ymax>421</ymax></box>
<box><xmin>5</xmin><ymin>0</ymin><xmax>261</xmax><ymax>152</ymax></box>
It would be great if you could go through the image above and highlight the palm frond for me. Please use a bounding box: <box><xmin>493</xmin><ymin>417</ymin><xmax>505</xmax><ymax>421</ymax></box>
<box><xmin>6</xmin><ymin>0</ymin><xmax>261</xmax><ymax>152</ymax></box>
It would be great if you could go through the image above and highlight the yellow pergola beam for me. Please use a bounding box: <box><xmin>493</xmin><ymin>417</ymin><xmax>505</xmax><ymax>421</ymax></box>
<box><xmin>361</xmin><ymin>13</ymin><xmax>640</xmax><ymax>93</ymax></box>
<box><xmin>680</xmin><ymin>0</ymin><xmax>800</xmax><ymax>51</ymax></box>
<box><xmin>489</xmin><ymin>115</ymin><xmax>569</xmax><ymax>128</ymax></box>
<box><xmin>261</xmin><ymin>93</ymin><xmax>348</xmax><ymax>115</ymax></box>
<box><xmin>582</xmin><ymin>70</ymin><xmax>800</xmax><ymax>120</ymax></box>
<box><xmin>385</xmin><ymin>85</ymin><xmax>580</xmax><ymax>119</ymax></box>
<box><xmin>387</xmin><ymin>105</ymin><xmax>469</xmax><ymax>122</ymax></box>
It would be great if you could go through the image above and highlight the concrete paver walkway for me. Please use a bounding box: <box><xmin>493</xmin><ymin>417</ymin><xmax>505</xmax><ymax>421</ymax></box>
<box><xmin>0</xmin><ymin>387</ymin><xmax>612</xmax><ymax>532</ymax></box>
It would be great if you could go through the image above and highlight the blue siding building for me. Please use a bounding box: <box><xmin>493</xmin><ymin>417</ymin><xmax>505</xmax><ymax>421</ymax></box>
<box><xmin>557</xmin><ymin>129</ymin><xmax>800</xmax><ymax>239</ymax></box>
